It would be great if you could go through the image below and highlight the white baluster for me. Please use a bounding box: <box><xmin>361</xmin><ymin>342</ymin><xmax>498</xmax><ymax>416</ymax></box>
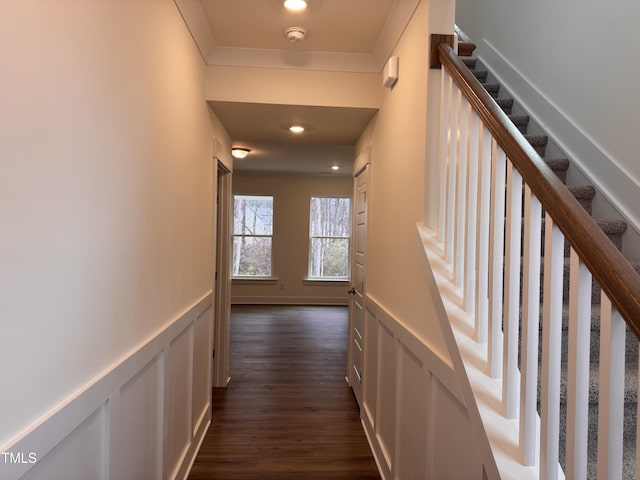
<box><xmin>438</xmin><ymin>69</ymin><xmax>451</xmax><ymax>244</ymax></box>
<box><xmin>445</xmin><ymin>87</ymin><xmax>460</xmax><ymax>268</ymax></box>
<box><xmin>455</xmin><ymin>96</ymin><xmax>470</xmax><ymax>289</ymax></box>
<box><xmin>502</xmin><ymin>161</ymin><xmax>523</xmax><ymax>419</ymax></box>
<box><xmin>597</xmin><ymin>295</ymin><xmax>625</xmax><ymax>480</ymax></box>
<box><xmin>565</xmin><ymin>249</ymin><xmax>592</xmax><ymax>479</ymax></box>
<box><xmin>465</xmin><ymin>110</ymin><xmax>480</xmax><ymax>315</ymax></box>
<box><xmin>488</xmin><ymin>141</ymin><xmax>506</xmax><ymax>378</ymax></box>
<box><xmin>540</xmin><ymin>217</ymin><xmax>564</xmax><ymax>480</ymax></box>
<box><xmin>519</xmin><ymin>186</ymin><xmax>542</xmax><ymax>465</ymax></box>
<box><xmin>474</xmin><ymin>126</ymin><xmax>491</xmax><ymax>345</ymax></box>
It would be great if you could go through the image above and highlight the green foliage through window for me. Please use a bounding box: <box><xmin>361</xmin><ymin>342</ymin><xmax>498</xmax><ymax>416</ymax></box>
<box><xmin>309</xmin><ymin>197</ymin><xmax>351</xmax><ymax>279</ymax></box>
<box><xmin>233</xmin><ymin>195</ymin><xmax>273</xmax><ymax>277</ymax></box>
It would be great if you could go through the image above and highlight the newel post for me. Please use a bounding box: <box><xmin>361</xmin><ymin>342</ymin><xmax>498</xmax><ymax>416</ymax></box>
<box><xmin>429</xmin><ymin>34</ymin><xmax>455</xmax><ymax>69</ymax></box>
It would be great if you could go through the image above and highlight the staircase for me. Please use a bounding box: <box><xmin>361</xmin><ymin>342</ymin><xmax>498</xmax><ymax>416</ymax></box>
<box><xmin>418</xmin><ymin>34</ymin><xmax>640</xmax><ymax>480</ymax></box>
<box><xmin>464</xmin><ymin>46</ymin><xmax>640</xmax><ymax>479</ymax></box>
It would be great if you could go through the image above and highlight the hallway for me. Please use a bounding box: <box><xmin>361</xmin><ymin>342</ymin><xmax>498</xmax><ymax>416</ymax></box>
<box><xmin>188</xmin><ymin>305</ymin><xmax>380</xmax><ymax>480</ymax></box>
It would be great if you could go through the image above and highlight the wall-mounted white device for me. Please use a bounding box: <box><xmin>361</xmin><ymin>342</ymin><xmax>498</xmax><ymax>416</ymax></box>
<box><xmin>383</xmin><ymin>56</ymin><xmax>399</xmax><ymax>88</ymax></box>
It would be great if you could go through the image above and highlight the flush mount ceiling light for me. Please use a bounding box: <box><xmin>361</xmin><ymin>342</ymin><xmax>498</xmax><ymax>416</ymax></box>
<box><xmin>289</xmin><ymin>125</ymin><xmax>305</xmax><ymax>133</ymax></box>
<box><xmin>331</xmin><ymin>165</ymin><xmax>340</xmax><ymax>171</ymax></box>
<box><xmin>231</xmin><ymin>147</ymin><xmax>251</xmax><ymax>159</ymax></box>
<box><xmin>284</xmin><ymin>0</ymin><xmax>307</xmax><ymax>11</ymax></box>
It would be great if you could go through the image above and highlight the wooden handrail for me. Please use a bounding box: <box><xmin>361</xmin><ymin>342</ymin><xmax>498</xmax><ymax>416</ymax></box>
<box><xmin>436</xmin><ymin>41</ymin><xmax>640</xmax><ymax>339</ymax></box>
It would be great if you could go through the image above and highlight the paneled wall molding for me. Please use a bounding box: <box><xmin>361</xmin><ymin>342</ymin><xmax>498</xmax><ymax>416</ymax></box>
<box><xmin>360</xmin><ymin>294</ymin><xmax>484</xmax><ymax>480</ymax></box>
<box><xmin>364</xmin><ymin>294</ymin><xmax>457</xmax><ymax>386</ymax></box>
<box><xmin>1</xmin><ymin>293</ymin><xmax>214</xmax><ymax>480</ymax></box>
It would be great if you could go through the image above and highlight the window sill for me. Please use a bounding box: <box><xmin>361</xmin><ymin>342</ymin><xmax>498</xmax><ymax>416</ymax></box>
<box><xmin>232</xmin><ymin>277</ymin><xmax>279</xmax><ymax>285</ymax></box>
<box><xmin>303</xmin><ymin>278</ymin><xmax>350</xmax><ymax>286</ymax></box>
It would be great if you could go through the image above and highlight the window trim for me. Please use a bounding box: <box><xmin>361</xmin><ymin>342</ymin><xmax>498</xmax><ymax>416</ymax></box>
<box><xmin>232</xmin><ymin>194</ymin><xmax>274</xmax><ymax>279</ymax></box>
<box><xmin>232</xmin><ymin>277</ymin><xmax>278</xmax><ymax>285</ymax></box>
<box><xmin>307</xmin><ymin>195</ymin><xmax>352</xmax><ymax>280</ymax></box>
<box><xmin>303</xmin><ymin>278</ymin><xmax>349</xmax><ymax>285</ymax></box>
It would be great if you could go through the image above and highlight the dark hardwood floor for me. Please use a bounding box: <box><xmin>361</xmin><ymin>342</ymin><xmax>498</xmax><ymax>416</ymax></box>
<box><xmin>188</xmin><ymin>305</ymin><xmax>380</xmax><ymax>480</ymax></box>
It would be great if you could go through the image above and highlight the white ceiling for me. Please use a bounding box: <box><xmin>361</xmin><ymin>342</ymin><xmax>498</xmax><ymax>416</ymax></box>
<box><xmin>176</xmin><ymin>0</ymin><xmax>418</xmax><ymax>174</ymax></box>
<box><xmin>200</xmin><ymin>0</ymin><xmax>396</xmax><ymax>54</ymax></box>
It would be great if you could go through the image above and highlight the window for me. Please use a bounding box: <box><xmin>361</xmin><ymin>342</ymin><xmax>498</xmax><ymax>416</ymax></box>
<box><xmin>233</xmin><ymin>195</ymin><xmax>273</xmax><ymax>277</ymax></box>
<box><xmin>308</xmin><ymin>196</ymin><xmax>351</xmax><ymax>279</ymax></box>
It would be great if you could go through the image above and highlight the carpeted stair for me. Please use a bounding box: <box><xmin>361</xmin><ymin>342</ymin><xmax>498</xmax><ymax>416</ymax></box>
<box><xmin>461</xmin><ymin>50</ymin><xmax>640</xmax><ymax>479</ymax></box>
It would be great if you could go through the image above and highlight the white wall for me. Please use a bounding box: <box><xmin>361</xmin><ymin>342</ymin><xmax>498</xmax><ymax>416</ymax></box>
<box><xmin>0</xmin><ymin>1</ymin><xmax>226</xmax><ymax>476</ymax></box>
<box><xmin>206</xmin><ymin>66</ymin><xmax>382</xmax><ymax>108</ymax></box>
<box><xmin>455</xmin><ymin>0</ymin><xmax>640</xmax><ymax>235</ymax></box>
<box><xmin>231</xmin><ymin>173</ymin><xmax>353</xmax><ymax>305</ymax></box>
<box><xmin>355</xmin><ymin>0</ymin><xmax>450</xmax><ymax>360</ymax></box>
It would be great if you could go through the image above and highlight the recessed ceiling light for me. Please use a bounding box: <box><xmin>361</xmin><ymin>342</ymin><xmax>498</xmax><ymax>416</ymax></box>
<box><xmin>231</xmin><ymin>147</ymin><xmax>251</xmax><ymax>159</ymax></box>
<box><xmin>289</xmin><ymin>125</ymin><xmax>305</xmax><ymax>133</ymax></box>
<box><xmin>284</xmin><ymin>0</ymin><xmax>307</xmax><ymax>11</ymax></box>
<box><xmin>331</xmin><ymin>165</ymin><xmax>340</xmax><ymax>171</ymax></box>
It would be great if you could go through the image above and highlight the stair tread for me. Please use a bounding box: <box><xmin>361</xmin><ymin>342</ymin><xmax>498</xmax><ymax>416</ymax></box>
<box><xmin>544</xmin><ymin>158</ymin><xmax>570</xmax><ymax>170</ymax></box>
<box><xmin>461</xmin><ymin>57</ymin><xmax>477</xmax><ymax>69</ymax></box>
<box><xmin>524</xmin><ymin>134</ymin><xmax>548</xmax><ymax>145</ymax></box>
<box><xmin>508</xmin><ymin>114</ymin><xmax>529</xmax><ymax>125</ymax></box>
<box><xmin>495</xmin><ymin>97</ymin><xmax>513</xmax><ymax>109</ymax></box>
<box><xmin>543</xmin><ymin>158</ymin><xmax>569</xmax><ymax>183</ymax></box>
<box><xmin>458</xmin><ymin>41</ymin><xmax>476</xmax><ymax>57</ymax></box>
<box><xmin>482</xmin><ymin>82</ymin><xmax>500</xmax><ymax>91</ymax></box>
<box><xmin>567</xmin><ymin>185</ymin><xmax>596</xmax><ymax>199</ymax></box>
<box><xmin>592</xmin><ymin>217</ymin><xmax>628</xmax><ymax>234</ymax></box>
<box><xmin>472</xmin><ymin>70</ymin><xmax>488</xmax><ymax>81</ymax></box>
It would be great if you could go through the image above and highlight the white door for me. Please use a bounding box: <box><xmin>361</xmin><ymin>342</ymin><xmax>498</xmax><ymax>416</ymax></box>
<box><xmin>348</xmin><ymin>164</ymin><xmax>368</xmax><ymax>407</ymax></box>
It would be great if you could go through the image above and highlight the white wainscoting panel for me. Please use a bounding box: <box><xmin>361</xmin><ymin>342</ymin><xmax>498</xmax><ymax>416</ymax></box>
<box><xmin>164</xmin><ymin>325</ymin><xmax>194</xmax><ymax>480</ymax></box>
<box><xmin>361</xmin><ymin>295</ymin><xmax>485</xmax><ymax>480</ymax></box>
<box><xmin>430</xmin><ymin>377</ymin><xmax>484</xmax><ymax>479</ymax></box>
<box><xmin>1</xmin><ymin>293</ymin><xmax>213</xmax><ymax>480</ymax></box>
<box><xmin>376</xmin><ymin>321</ymin><xmax>397</xmax><ymax>473</ymax></box>
<box><xmin>396</xmin><ymin>342</ymin><xmax>428</xmax><ymax>480</ymax></box>
<box><xmin>363</xmin><ymin>307</ymin><xmax>379</xmax><ymax>433</ymax></box>
<box><xmin>112</xmin><ymin>355</ymin><xmax>163</xmax><ymax>480</ymax></box>
<box><xmin>21</xmin><ymin>406</ymin><xmax>106</xmax><ymax>480</ymax></box>
<box><xmin>191</xmin><ymin>307</ymin><xmax>213</xmax><ymax>436</ymax></box>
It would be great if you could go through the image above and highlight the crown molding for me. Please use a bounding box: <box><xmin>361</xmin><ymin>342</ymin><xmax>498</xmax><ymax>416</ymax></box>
<box><xmin>372</xmin><ymin>0</ymin><xmax>421</xmax><ymax>68</ymax></box>
<box><xmin>207</xmin><ymin>46</ymin><xmax>379</xmax><ymax>73</ymax></box>
<box><xmin>174</xmin><ymin>0</ymin><xmax>216</xmax><ymax>60</ymax></box>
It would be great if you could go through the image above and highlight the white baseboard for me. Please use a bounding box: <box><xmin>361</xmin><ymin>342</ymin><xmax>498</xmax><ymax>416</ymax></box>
<box><xmin>1</xmin><ymin>294</ymin><xmax>214</xmax><ymax>480</ymax></box>
<box><xmin>231</xmin><ymin>296</ymin><xmax>349</xmax><ymax>306</ymax></box>
<box><xmin>476</xmin><ymin>39</ymin><xmax>640</xmax><ymax>257</ymax></box>
<box><xmin>176</xmin><ymin>416</ymin><xmax>210</xmax><ymax>480</ymax></box>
